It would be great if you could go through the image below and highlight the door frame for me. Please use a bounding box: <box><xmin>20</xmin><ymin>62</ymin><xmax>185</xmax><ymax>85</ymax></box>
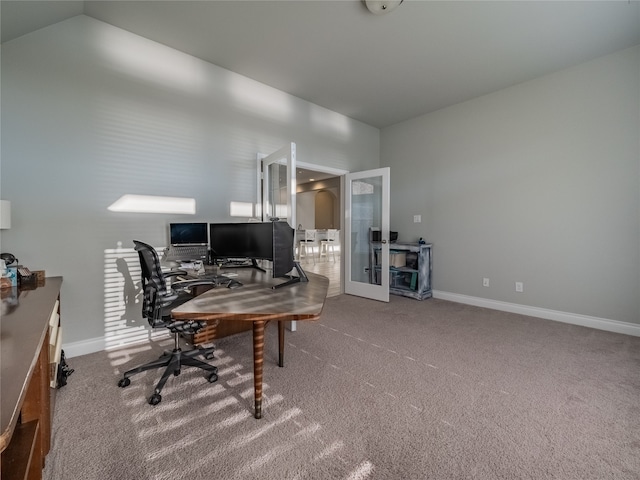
<box><xmin>257</xmin><ymin>143</ymin><xmax>296</xmax><ymax>226</ymax></box>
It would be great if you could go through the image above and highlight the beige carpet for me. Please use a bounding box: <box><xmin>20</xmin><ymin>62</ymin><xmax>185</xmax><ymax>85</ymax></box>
<box><xmin>44</xmin><ymin>294</ymin><xmax>640</xmax><ymax>479</ymax></box>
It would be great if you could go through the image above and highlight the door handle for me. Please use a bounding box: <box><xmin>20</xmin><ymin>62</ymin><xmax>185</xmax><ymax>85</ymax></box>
<box><xmin>381</xmin><ymin>239</ymin><xmax>387</xmax><ymax>244</ymax></box>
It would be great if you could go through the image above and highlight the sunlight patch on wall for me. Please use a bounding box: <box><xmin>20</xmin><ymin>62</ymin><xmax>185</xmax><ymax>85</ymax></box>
<box><xmin>108</xmin><ymin>194</ymin><xmax>196</xmax><ymax>214</ymax></box>
<box><xmin>103</xmin><ymin>246</ymin><xmax>169</xmax><ymax>350</ymax></box>
<box><xmin>97</xmin><ymin>24</ymin><xmax>207</xmax><ymax>93</ymax></box>
<box><xmin>310</xmin><ymin>103</ymin><xmax>352</xmax><ymax>140</ymax></box>
<box><xmin>228</xmin><ymin>75</ymin><xmax>293</xmax><ymax>122</ymax></box>
<box><xmin>275</xmin><ymin>203</ymin><xmax>289</xmax><ymax>219</ymax></box>
<box><xmin>229</xmin><ymin>201</ymin><xmax>255</xmax><ymax>218</ymax></box>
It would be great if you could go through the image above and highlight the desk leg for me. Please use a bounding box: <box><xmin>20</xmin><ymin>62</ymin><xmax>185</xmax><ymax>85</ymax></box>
<box><xmin>253</xmin><ymin>320</ymin><xmax>265</xmax><ymax>419</ymax></box>
<box><xmin>278</xmin><ymin>320</ymin><xmax>285</xmax><ymax>367</ymax></box>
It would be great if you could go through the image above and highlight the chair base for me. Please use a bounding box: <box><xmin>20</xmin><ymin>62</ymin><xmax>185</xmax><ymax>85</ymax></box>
<box><xmin>118</xmin><ymin>332</ymin><xmax>218</xmax><ymax>405</ymax></box>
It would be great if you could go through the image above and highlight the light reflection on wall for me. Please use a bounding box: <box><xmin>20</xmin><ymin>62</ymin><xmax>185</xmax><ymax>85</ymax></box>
<box><xmin>108</xmin><ymin>194</ymin><xmax>196</xmax><ymax>214</ymax></box>
<box><xmin>229</xmin><ymin>201</ymin><xmax>255</xmax><ymax>217</ymax></box>
<box><xmin>228</xmin><ymin>75</ymin><xmax>294</xmax><ymax>122</ymax></box>
<box><xmin>309</xmin><ymin>103</ymin><xmax>352</xmax><ymax>140</ymax></box>
<box><xmin>275</xmin><ymin>203</ymin><xmax>289</xmax><ymax>219</ymax></box>
<box><xmin>103</xmin><ymin>246</ymin><xmax>169</xmax><ymax>350</ymax></box>
<box><xmin>96</xmin><ymin>22</ymin><xmax>207</xmax><ymax>93</ymax></box>
<box><xmin>91</xmin><ymin>16</ymin><xmax>358</xmax><ymax>233</ymax></box>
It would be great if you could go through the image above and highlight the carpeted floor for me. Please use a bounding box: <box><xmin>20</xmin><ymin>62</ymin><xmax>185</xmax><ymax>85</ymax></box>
<box><xmin>44</xmin><ymin>294</ymin><xmax>640</xmax><ymax>479</ymax></box>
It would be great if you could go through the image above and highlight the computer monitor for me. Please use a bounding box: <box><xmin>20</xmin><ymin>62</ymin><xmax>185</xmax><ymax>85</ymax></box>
<box><xmin>162</xmin><ymin>222</ymin><xmax>209</xmax><ymax>262</ymax></box>
<box><xmin>209</xmin><ymin>222</ymin><xmax>305</xmax><ymax>287</ymax></box>
<box><xmin>271</xmin><ymin>222</ymin><xmax>296</xmax><ymax>278</ymax></box>
<box><xmin>169</xmin><ymin>222</ymin><xmax>208</xmax><ymax>246</ymax></box>
<box><xmin>209</xmin><ymin>222</ymin><xmax>272</xmax><ymax>260</ymax></box>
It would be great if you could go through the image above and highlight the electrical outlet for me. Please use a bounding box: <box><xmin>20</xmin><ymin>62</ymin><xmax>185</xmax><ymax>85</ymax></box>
<box><xmin>413</xmin><ymin>215</ymin><xmax>421</xmax><ymax>223</ymax></box>
<box><xmin>515</xmin><ymin>282</ymin><xmax>524</xmax><ymax>293</ymax></box>
<box><xmin>483</xmin><ymin>278</ymin><xmax>490</xmax><ymax>287</ymax></box>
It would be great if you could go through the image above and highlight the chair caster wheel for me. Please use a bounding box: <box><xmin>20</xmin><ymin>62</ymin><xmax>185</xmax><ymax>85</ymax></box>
<box><xmin>174</xmin><ymin>369</ymin><xmax>181</xmax><ymax>376</ymax></box>
<box><xmin>149</xmin><ymin>393</ymin><xmax>162</xmax><ymax>405</ymax></box>
<box><xmin>118</xmin><ymin>378</ymin><xmax>131</xmax><ymax>388</ymax></box>
<box><xmin>208</xmin><ymin>373</ymin><xmax>218</xmax><ymax>383</ymax></box>
<box><xmin>205</xmin><ymin>352</ymin><xmax>215</xmax><ymax>360</ymax></box>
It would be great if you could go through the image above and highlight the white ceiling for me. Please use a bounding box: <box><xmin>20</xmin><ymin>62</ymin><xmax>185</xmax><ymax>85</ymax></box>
<box><xmin>2</xmin><ymin>1</ymin><xmax>639</xmax><ymax>128</ymax></box>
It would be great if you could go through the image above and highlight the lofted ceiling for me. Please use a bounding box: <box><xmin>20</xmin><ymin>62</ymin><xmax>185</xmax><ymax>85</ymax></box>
<box><xmin>1</xmin><ymin>1</ymin><xmax>639</xmax><ymax>129</ymax></box>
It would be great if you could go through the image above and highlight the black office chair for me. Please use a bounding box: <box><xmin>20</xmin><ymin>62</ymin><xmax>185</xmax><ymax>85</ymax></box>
<box><xmin>117</xmin><ymin>240</ymin><xmax>219</xmax><ymax>405</ymax></box>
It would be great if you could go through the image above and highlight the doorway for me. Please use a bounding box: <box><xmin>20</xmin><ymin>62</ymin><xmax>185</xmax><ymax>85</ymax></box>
<box><xmin>296</xmin><ymin>165</ymin><xmax>345</xmax><ymax>297</ymax></box>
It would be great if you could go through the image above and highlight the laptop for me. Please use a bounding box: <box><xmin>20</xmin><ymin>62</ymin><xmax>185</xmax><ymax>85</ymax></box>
<box><xmin>163</xmin><ymin>222</ymin><xmax>209</xmax><ymax>262</ymax></box>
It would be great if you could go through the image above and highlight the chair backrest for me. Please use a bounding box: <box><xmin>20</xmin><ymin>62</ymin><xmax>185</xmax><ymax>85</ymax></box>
<box><xmin>134</xmin><ymin>240</ymin><xmax>168</xmax><ymax>294</ymax></box>
<box><xmin>304</xmin><ymin>229</ymin><xmax>317</xmax><ymax>242</ymax></box>
<box><xmin>133</xmin><ymin>240</ymin><xmax>170</xmax><ymax>326</ymax></box>
<box><xmin>326</xmin><ymin>229</ymin><xmax>339</xmax><ymax>242</ymax></box>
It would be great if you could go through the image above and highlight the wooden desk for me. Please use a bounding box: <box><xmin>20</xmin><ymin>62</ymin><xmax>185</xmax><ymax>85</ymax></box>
<box><xmin>1</xmin><ymin>277</ymin><xmax>63</xmax><ymax>480</ymax></box>
<box><xmin>171</xmin><ymin>269</ymin><xmax>328</xmax><ymax>419</ymax></box>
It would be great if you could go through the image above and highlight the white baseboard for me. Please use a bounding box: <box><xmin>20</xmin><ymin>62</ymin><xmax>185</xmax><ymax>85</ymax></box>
<box><xmin>63</xmin><ymin>332</ymin><xmax>171</xmax><ymax>359</ymax></box>
<box><xmin>63</xmin><ymin>336</ymin><xmax>107</xmax><ymax>358</ymax></box>
<box><xmin>433</xmin><ymin>290</ymin><xmax>640</xmax><ymax>337</ymax></box>
<box><xmin>64</xmin><ymin>292</ymin><xmax>639</xmax><ymax>358</ymax></box>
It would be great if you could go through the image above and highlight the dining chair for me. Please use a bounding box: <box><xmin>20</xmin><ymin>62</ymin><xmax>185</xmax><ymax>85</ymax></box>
<box><xmin>298</xmin><ymin>229</ymin><xmax>318</xmax><ymax>264</ymax></box>
<box><xmin>319</xmin><ymin>229</ymin><xmax>339</xmax><ymax>263</ymax></box>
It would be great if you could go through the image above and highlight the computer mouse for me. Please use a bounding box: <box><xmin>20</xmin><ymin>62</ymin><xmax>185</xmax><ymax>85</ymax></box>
<box><xmin>226</xmin><ymin>280</ymin><xmax>243</xmax><ymax>289</ymax></box>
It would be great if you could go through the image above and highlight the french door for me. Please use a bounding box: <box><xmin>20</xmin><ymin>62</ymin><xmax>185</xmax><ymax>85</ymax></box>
<box><xmin>258</xmin><ymin>143</ymin><xmax>298</xmax><ymax>330</ymax></box>
<box><xmin>256</xmin><ymin>153</ymin><xmax>390</xmax><ymax>303</ymax></box>
<box><xmin>258</xmin><ymin>142</ymin><xmax>296</xmax><ymax>227</ymax></box>
<box><xmin>344</xmin><ymin>167</ymin><xmax>390</xmax><ymax>302</ymax></box>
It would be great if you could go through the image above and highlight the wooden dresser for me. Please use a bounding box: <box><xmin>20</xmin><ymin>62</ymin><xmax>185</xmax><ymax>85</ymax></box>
<box><xmin>0</xmin><ymin>277</ymin><xmax>63</xmax><ymax>480</ymax></box>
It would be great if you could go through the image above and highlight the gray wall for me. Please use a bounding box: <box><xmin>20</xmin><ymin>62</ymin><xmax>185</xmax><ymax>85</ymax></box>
<box><xmin>382</xmin><ymin>45</ymin><xmax>640</xmax><ymax>324</ymax></box>
<box><xmin>0</xmin><ymin>16</ymin><xmax>379</xmax><ymax>349</ymax></box>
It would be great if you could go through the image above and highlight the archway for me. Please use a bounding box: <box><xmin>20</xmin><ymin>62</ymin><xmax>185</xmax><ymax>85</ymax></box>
<box><xmin>315</xmin><ymin>190</ymin><xmax>338</xmax><ymax>229</ymax></box>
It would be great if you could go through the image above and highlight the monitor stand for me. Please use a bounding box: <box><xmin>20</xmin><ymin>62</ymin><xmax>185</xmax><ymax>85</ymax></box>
<box><xmin>273</xmin><ymin>262</ymin><xmax>309</xmax><ymax>289</ymax></box>
<box><xmin>222</xmin><ymin>258</ymin><xmax>266</xmax><ymax>273</ymax></box>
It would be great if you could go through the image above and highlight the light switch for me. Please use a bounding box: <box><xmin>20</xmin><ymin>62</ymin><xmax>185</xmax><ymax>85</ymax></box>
<box><xmin>413</xmin><ymin>215</ymin><xmax>421</xmax><ymax>223</ymax></box>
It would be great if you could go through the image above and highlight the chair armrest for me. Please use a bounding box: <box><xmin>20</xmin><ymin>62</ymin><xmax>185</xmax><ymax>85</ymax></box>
<box><xmin>172</xmin><ymin>279</ymin><xmax>216</xmax><ymax>292</ymax></box>
<box><xmin>163</xmin><ymin>270</ymin><xmax>187</xmax><ymax>279</ymax></box>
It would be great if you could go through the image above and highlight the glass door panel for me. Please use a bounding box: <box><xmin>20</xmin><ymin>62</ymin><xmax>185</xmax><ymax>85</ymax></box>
<box><xmin>260</xmin><ymin>142</ymin><xmax>296</xmax><ymax>227</ymax></box>
<box><xmin>345</xmin><ymin>167</ymin><xmax>390</xmax><ymax>302</ymax></box>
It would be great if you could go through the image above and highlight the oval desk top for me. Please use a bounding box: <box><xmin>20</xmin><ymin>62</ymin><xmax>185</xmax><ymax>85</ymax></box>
<box><xmin>171</xmin><ymin>269</ymin><xmax>329</xmax><ymax>323</ymax></box>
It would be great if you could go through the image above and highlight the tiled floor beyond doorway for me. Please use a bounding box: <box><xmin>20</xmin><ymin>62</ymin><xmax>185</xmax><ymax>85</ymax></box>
<box><xmin>300</xmin><ymin>256</ymin><xmax>341</xmax><ymax>297</ymax></box>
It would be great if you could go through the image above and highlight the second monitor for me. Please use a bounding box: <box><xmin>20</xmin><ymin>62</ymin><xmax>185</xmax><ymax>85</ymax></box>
<box><xmin>209</xmin><ymin>222</ymin><xmax>303</xmax><ymax>283</ymax></box>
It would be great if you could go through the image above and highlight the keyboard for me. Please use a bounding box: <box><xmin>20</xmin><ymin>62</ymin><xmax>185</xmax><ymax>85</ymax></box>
<box><xmin>163</xmin><ymin>245</ymin><xmax>208</xmax><ymax>262</ymax></box>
